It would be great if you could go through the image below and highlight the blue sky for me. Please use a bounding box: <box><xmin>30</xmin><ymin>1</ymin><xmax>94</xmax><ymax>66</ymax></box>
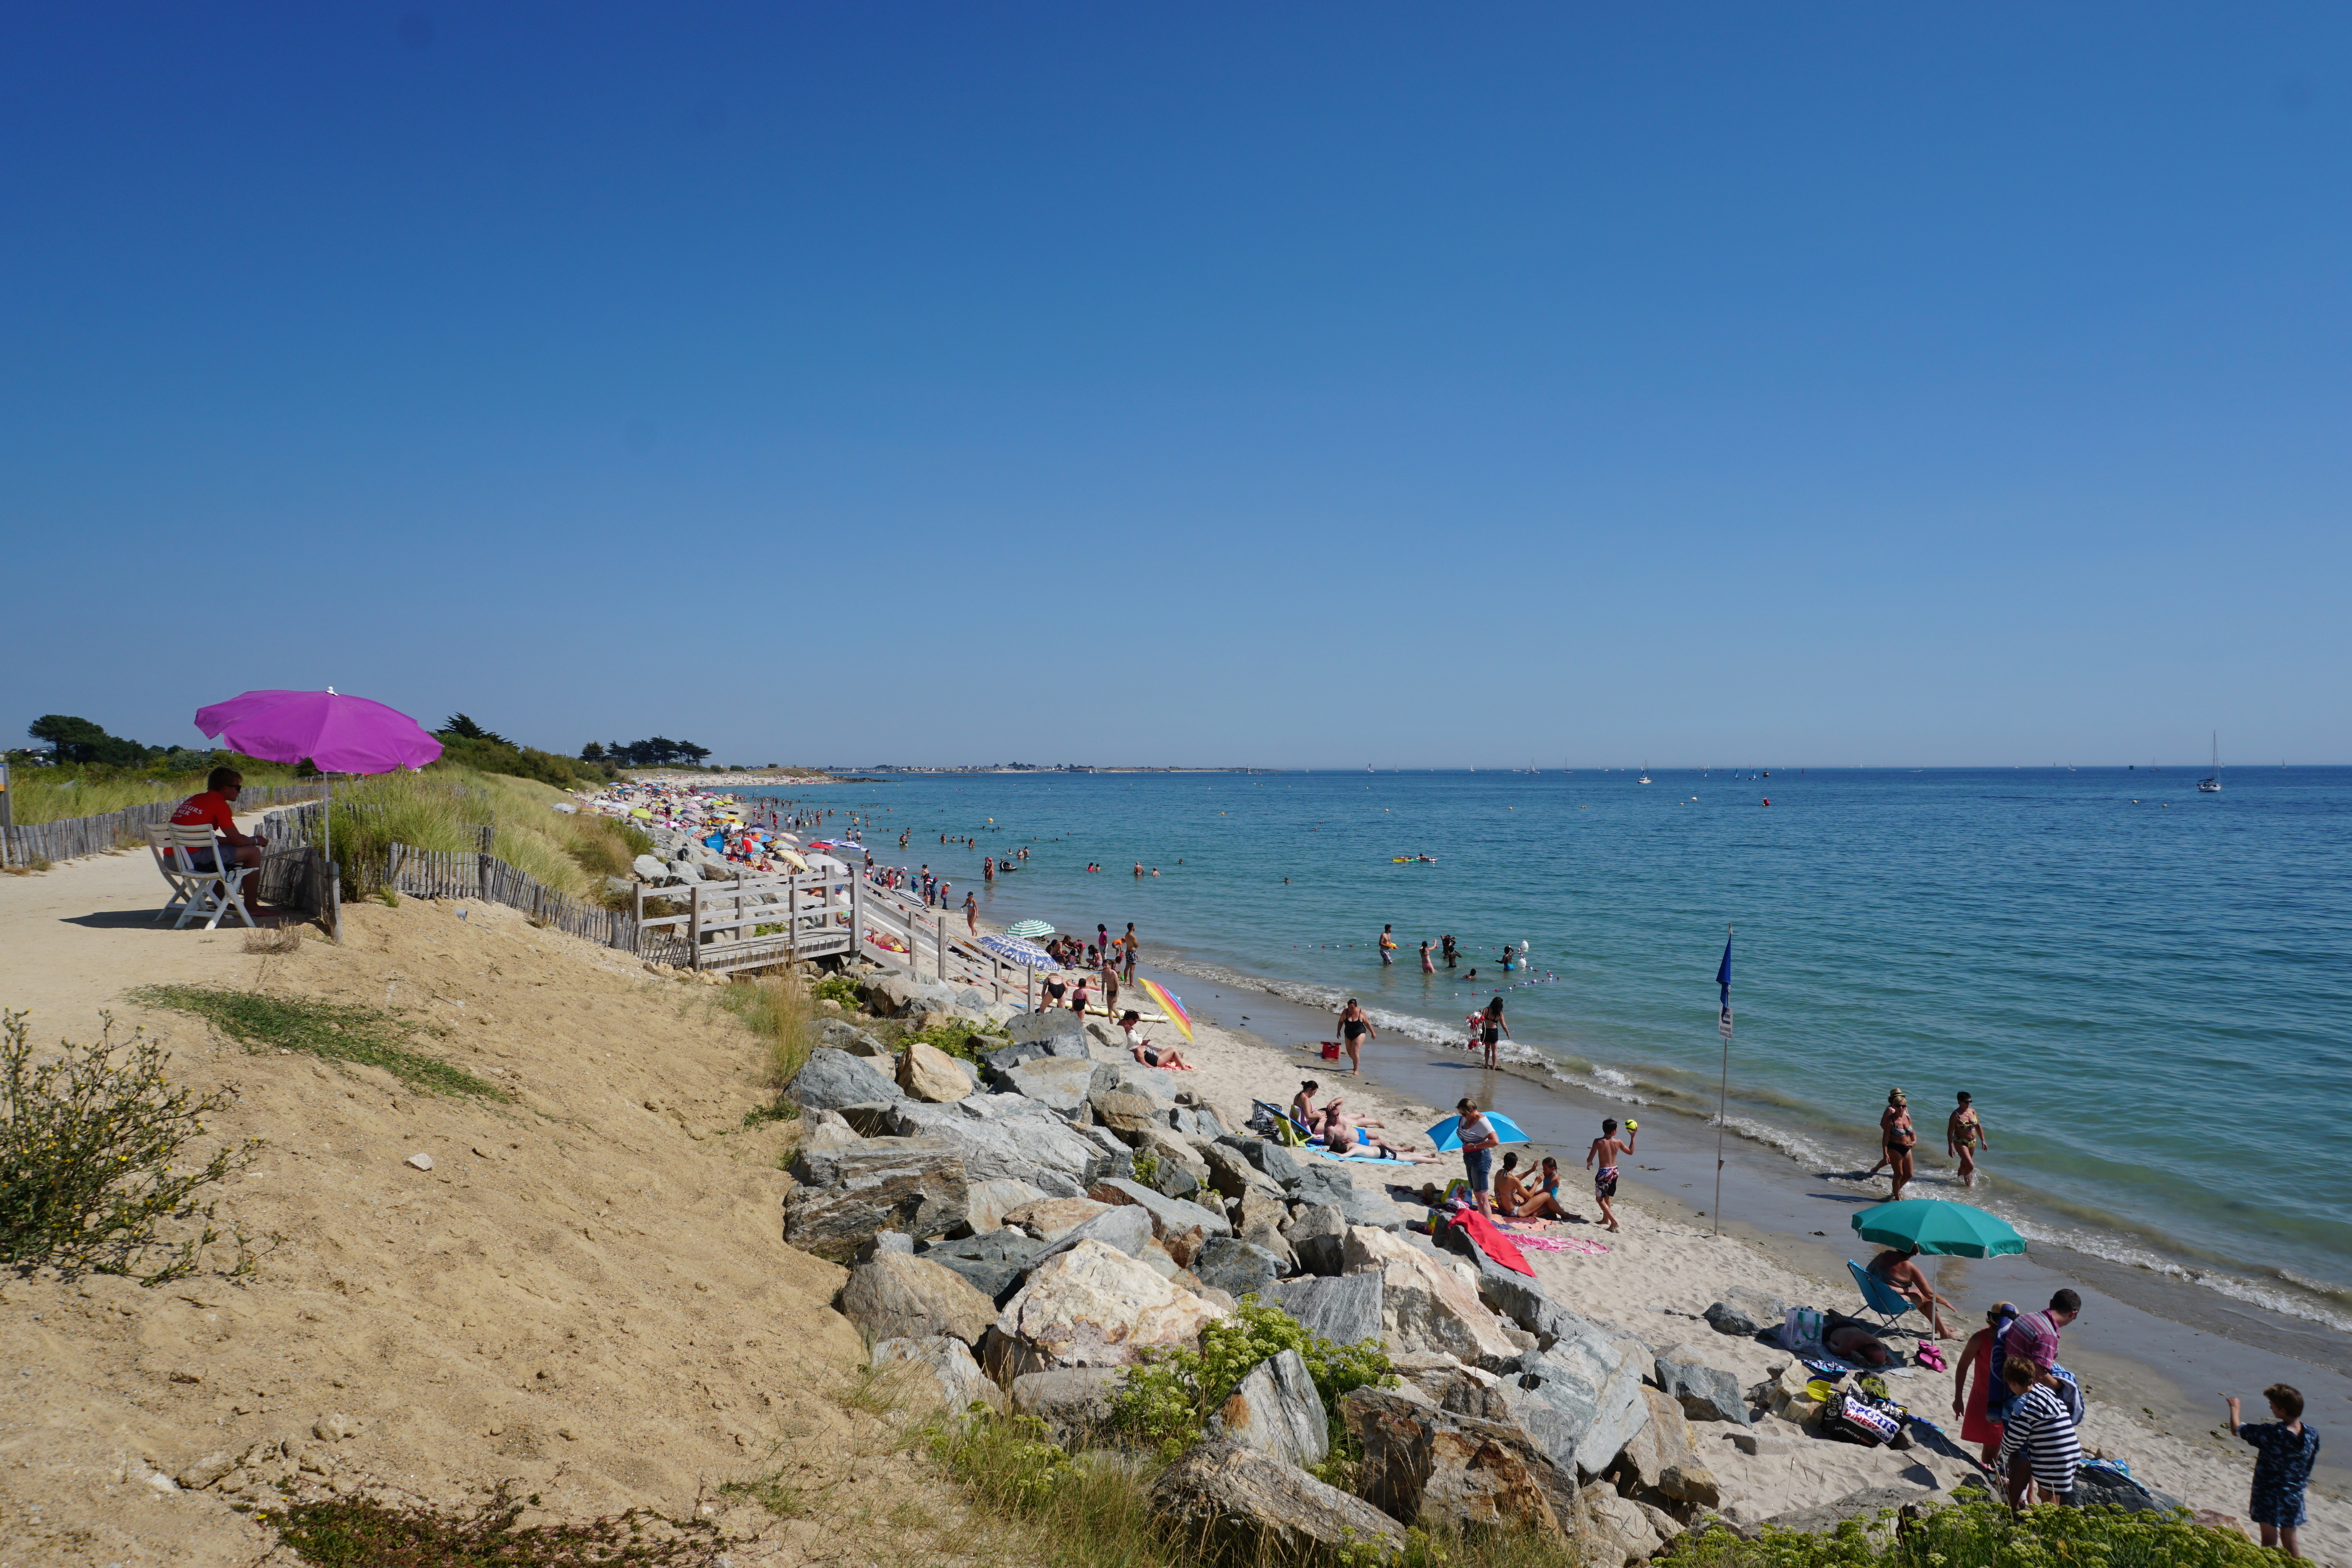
<box><xmin>4</xmin><ymin>4</ymin><xmax>2347</xmax><ymax>768</ymax></box>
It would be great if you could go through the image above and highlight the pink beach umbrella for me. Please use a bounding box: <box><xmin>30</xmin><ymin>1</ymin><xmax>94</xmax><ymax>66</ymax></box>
<box><xmin>193</xmin><ymin>687</ymin><xmax>442</xmax><ymax>867</ymax></box>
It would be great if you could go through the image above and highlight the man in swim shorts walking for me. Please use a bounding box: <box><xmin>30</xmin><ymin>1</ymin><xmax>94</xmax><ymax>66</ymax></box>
<box><xmin>1586</xmin><ymin>1117</ymin><xmax>1635</xmax><ymax>1232</ymax></box>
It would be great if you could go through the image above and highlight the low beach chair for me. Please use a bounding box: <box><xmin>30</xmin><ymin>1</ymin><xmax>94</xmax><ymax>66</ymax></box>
<box><xmin>1249</xmin><ymin>1099</ymin><xmax>1315</xmax><ymax>1148</ymax></box>
<box><xmin>146</xmin><ymin>822</ymin><xmax>258</xmax><ymax>931</ymax></box>
<box><xmin>1846</xmin><ymin>1259</ymin><xmax>1919</xmax><ymax>1333</ymax></box>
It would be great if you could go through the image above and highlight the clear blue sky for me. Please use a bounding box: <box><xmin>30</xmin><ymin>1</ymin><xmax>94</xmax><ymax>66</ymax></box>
<box><xmin>5</xmin><ymin>4</ymin><xmax>2347</xmax><ymax>768</ymax></box>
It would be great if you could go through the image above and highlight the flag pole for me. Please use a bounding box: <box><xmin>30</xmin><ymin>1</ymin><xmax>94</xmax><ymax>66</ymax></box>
<box><xmin>1714</xmin><ymin>924</ymin><xmax>1733</xmax><ymax>1238</ymax></box>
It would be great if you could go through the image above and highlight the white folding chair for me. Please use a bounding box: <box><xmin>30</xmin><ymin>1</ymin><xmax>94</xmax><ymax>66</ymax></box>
<box><xmin>146</xmin><ymin>822</ymin><xmax>259</xmax><ymax>930</ymax></box>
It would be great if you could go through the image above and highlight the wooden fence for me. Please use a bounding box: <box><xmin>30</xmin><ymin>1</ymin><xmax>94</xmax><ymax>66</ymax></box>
<box><xmin>0</xmin><ymin>783</ymin><xmax>329</xmax><ymax>870</ymax></box>
<box><xmin>387</xmin><ymin>837</ymin><xmax>639</xmax><ymax>950</ymax></box>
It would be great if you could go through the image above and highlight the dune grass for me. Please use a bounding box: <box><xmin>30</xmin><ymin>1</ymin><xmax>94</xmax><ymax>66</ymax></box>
<box><xmin>4</xmin><ymin>758</ymin><xmax>302</xmax><ymax>825</ymax></box>
<box><xmin>719</xmin><ymin>977</ymin><xmax>815</xmax><ymax>1125</ymax></box>
<box><xmin>131</xmin><ymin>985</ymin><xmax>505</xmax><ymax>1101</ymax></box>
<box><xmin>300</xmin><ymin>766</ymin><xmax>650</xmax><ymax>902</ymax></box>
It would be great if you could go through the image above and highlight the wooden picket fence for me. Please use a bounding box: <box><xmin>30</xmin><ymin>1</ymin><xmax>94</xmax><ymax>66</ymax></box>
<box><xmin>386</xmin><ymin>838</ymin><xmax>639</xmax><ymax>950</ymax></box>
<box><xmin>0</xmin><ymin>783</ymin><xmax>328</xmax><ymax>870</ymax></box>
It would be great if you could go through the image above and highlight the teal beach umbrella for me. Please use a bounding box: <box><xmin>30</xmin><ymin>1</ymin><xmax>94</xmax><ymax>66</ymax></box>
<box><xmin>1850</xmin><ymin>1199</ymin><xmax>2026</xmax><ymax>1258</ymax></box>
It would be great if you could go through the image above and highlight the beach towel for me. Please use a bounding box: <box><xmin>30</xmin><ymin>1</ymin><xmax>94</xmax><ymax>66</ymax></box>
<box><xmin>1445</xmin><ymin>1206</ymin><xmax>1534</xmax><ymax>1276</ymax></box>
<box><xmin>1318</xmin><ymin>1148</ymin><xmax>1415</xmax><ymax>1165</ymax></box>
<box><xmin>1516</xmin><ymin>1234</ymin><xmax>1610</xmax><ymax>1256</ymax></box>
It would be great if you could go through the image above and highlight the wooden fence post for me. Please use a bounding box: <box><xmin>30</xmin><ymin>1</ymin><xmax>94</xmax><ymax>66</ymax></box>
<box><xmin>689</xmin><ymin>881</ymin><xmax>703</xmax><ymax>970</ymax></box>
<box><xmin>476</xmin><ymin>825</ymin><xmax>494</xmax><ymax>900</ymax></box>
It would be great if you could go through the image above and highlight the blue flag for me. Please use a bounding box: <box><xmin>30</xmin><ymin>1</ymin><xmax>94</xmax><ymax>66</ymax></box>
<box><xmin>1716</xmin><ymin>934</ymin><xmax>1732</xmax><ymax>1008</ymax></box>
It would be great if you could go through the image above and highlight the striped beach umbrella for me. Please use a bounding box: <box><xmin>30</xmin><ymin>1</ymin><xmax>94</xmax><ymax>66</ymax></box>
<box><xmin>1005</xmin><ymin>919</ymin><xmax>1055</xmax><ymax>940</ymax></box>
<box><xmin>1132</xmin><ymin>977</ymin><xmax>1193</xmax><ymax>1042</ymax></box>
<box><xmin>980</xmin><ymin>933</ymin><xmax>1054</xmax><ymax>969</ymax></box>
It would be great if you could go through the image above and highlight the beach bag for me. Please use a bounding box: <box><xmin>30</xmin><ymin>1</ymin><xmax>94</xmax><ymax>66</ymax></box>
<box><xmin>1822</xmin><ymin>1389</ymin><xmax>1903</xmax><ymax>1448</ymax></box>
<box><xmin>1780</xmin><ymin>1305</ymin><xmax>1826</xmax><ymax>1352</ymax></box>
<box><xmin>1319</xmin><ymin>1041</ymin><xmax>1342</xmax><ymax>1061</ymax></box>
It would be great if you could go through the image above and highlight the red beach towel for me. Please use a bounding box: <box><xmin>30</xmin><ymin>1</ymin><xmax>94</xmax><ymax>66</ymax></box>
<box><xmin>1451</xmin><ymin>1207</ymin><xmax>1535</xmax><ymax>1276</ymax></box>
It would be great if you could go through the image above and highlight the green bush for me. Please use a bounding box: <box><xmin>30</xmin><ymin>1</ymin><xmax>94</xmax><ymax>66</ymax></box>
<box><xmin>1111</xmin><ymin>1298</ymin><xmax>1396</xmax><ymax>1455</ymax></box>
<box><xmin>1657</xmin><ymin>1495</ymin><xmax>2277</xmax><ymax>1568</ymax></box>
<box><xmin>811</xmin><ymin>974</ymin><xmax>863</xmax><ymax>1008</ymax></box>
<box><xmin>0</xmin><ymin>1009</ymin><xmax>260</xmax><ymax>1283</ymax></box>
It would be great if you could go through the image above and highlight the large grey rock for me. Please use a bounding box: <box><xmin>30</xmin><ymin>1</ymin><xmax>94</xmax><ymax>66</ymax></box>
<box><xmin>871</xmin><ymin>1335</ymin><xmax>1005</xmax><ymax>1415</ymax></box>
<box><xmin>1284</xmin><ymin>1202</ymin><xmax>1349</xmax><ymax>1277</ymax></box>
<box><xmin>820</xmin><ymin>1018</ymin><xmax>890</xmax><ymax>1057</ymax></box>
<box><xmin>1090</xmin><ymin>1088</ymin><xmax>1164</xmax><ymax>1138</ymax></box>
<box><xmin>1232</xmin><ymin>1191</ymin><xmax>1297</xmax><ymax>1272</ymax></box>
<box><xmin>1010</xmin><ymin>1367</ymin><xmax>1125</xmax><ymax>1449</ymax></box>
<box><xmin>838</xmin><ymin>1252</ymin><xmax>999</xmax><ymax>1346</ymax></box>
<box><xmin>1004</xmin><ymin>1009</ymin><xmax>1091</xmax><ymax>1053</ymax></box>
<box><xmin>786</xmin><ymin>1047</ymin><xmax>905</xmax><ymax>1112</ymax></box>
<box><xmin>1264</xmin><ymin>1273</ymin><xmax>1384</xmax><ymax>1348</ymax></box>
<box><xmin>987</xmin><ymin>1055</ymin><xmax>1098</xmax><ymax>1115</ymax></box>
<box><xmin>630</xmin><ymin>854</ymin><xmax>669</xmax><ymax>881</ymax></box>
<box><xmin>1342</xmin><ymin>1226</ymin><xmax>1521</xmax><ymax>1365</ymax></box>
<box><xmin>1468</xmin><ymin>1250</ymin><xmax>1589</xmax><ymax>1348</ymax></box>
<box><xmin>1504</xmin><ymin>1328</ymin><xmax>1652</xmax><ymax>1479</ymax></box>
<box><xmin>1202</xmin><ymin>1142</ymin><xmax>1285</xmax><ymax>1203</ymax></box>
<box><xmin>1289</xmin><ymin>1163</ymin><xmax>1400</xmax><ymax>1228</ymax></box>
<box><xmin>1656</xmin><ymin>1345</ymin><xmax>1752</xmax><ymax>1425</ymax></box>
<box><xmin>1151</xmin><ymin>1437</ymin><xmax>1405</xmax><ymax>1560</ymax></box>
<box><xmin>2072</xmin><ymin>1467</ymin><xmax>2184</xmax><ymax>1514</ymax></box>
<box><xmin>1217</xmin><ymin>1134</ymin><xmax>1308</xmax><ymax>1189</ymax></box>
<box><xmin>1020</xmin><ymin>1203</ymin><xmax>1155</xmax><ymax>1271</ymax></box>
<box><xmin>1205</xmin><ymin>1349</ymin><xmax>1328</xmax><ymax>1469</ymax></box>
<box><xmin>1704</xmin><ymin>1288</ymin><xmax>1787</xmax><ymax>1339</ymax></box>
<box><xmin>987</xmin><ymin>1239</ymin><xmax>1225</xmax><ymax>1377</ymax></box>
<box><xmin>1341</xmin><ymin>1386</ymin><xmax>1577</xmax><ymax>1534</ymax></box>
<box><xmin>1087</xmin><ymin>1178</ymin><xmax>1232</xmax><ymax>1244</ymax></box>
<box><xmin>887</xmin><ymin>1099</ymin><xmax>1110</xmax><ymax>1196</ymax></box>
<box><xmin>782</xmin><ymin>1138</ymin><xmax>968</xmax><ymax>1261</ymax></box>
<box><xmin>1619</xmin><ymin>1385</ymin><xmax>1700</xmax><ymax>1494</ymax></box>
<box><xmin>1581</xmin><ymin>1486</ymin><xmax>1666</xmax><ymax>1566</ymax></box>
<box><xmin>1187</xmin><ymin>1237</ymin><xmax>1287</xmax><ymax>1300</ymax></box>
<box><xmin>1004</xmin><ymin>1196</ymin><xmax>1112</xmax><ymax>1242</ymax></box>
<box><xmin>897</xmin><ymin>1041</ymin><xmax>977</xmax><ymax>1103</ymax></box>
<box><xmin>921</xmin><ymin>1229</ymin><xmax>1052</xmax><ymax>1303</ymax></box>
<box><xmin>962</xmin><ymin>1178</ymin><xmax>1048</xmax><ymax>1235</ymax></box>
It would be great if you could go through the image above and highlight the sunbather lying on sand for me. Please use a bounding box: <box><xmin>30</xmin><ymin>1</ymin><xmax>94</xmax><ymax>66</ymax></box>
<box><xmin>1118</xmin><ymin>1010</ymin><xmax>1194</xmax><ymax>1069</ymax></box>
<box><xmin>1317</xmin><ymin>1102</ymin><xmax>1435</xmax><ymax>1162</ymax></box>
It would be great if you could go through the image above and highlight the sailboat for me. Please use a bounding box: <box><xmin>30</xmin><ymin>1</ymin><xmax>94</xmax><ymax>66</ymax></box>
<box><xmin>1638</xmin><ymin>763</ymin><xmax>1652</xmax><ymax>784</ymax></box>
<box><xmin>2199</xmin><ymin>734</ymin><xmax>2222</xmax><ymax>793</ymax></box>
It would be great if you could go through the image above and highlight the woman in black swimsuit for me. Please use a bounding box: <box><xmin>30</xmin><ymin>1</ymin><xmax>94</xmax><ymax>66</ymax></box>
<box><xmin>1881</xmin><ymin>1087</ymin><xmax>1918</xmax><ymax>1202</ymax></box>
<box><xmin>1481</xmin><ymin>997</ymin><xmax>1509</xmax><ymax>1068</ymax></box>
<box><xmin>1338</xmin><ymin>998</ymin><xmax>1375</xmax><ymax>1075</ymax></box>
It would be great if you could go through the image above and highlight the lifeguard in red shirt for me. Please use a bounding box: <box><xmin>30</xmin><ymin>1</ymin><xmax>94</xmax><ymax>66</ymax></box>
<box><xmin>170</xmin><ymin>766</ymin><xmax>275</xmax><ymax>912</ymax></box>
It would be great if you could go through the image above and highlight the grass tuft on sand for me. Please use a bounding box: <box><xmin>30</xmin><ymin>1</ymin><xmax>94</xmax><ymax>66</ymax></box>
<box><xmin>260</xmin><ymin>1489</ymin><xmax>727</xmax><ymax>1566</ymax></box>
<box><xmin>719</xmin><ymin>977</ymin><xmax>814</xmax><ymax>1125</ymax></box>
<box><xmin>131</xmin><ymin>985</ymin><xmax>506</xmax><ymax>1101</ymax></box>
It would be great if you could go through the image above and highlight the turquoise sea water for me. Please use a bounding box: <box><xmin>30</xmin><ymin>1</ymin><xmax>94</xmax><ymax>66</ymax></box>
<box><xmin>754</xmin><ymin>767</ymin><xmax>2352</xmax><ymax>1332</ymax></box>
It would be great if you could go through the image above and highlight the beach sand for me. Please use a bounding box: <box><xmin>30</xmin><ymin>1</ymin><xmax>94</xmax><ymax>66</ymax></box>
<box><xmin>1115</xmin><ymin>992</ymin><xmax>2345</xmax><ymax>1560</ymax></box>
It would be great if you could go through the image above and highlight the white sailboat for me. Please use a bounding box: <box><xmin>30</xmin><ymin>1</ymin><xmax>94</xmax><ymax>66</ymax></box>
<box><xmin>1638</xmin><ymin>762</ymin><xmax>1652</xmax><ymax>784</ymax></box>
<box><xmin>2199</xmin><ymin>733</ymin><xmax>2222</xmax><ymax>793</ymax></box>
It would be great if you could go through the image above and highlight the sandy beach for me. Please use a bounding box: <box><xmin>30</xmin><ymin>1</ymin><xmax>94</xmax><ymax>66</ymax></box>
<box><xmin>1075</xmin><ymin>971</ymin><xmax>2347</xmax><ymax>1561</ymax></box>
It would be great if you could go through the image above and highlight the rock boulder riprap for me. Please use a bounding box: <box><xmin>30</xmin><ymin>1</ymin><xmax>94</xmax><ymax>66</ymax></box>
<box><xmin>781</xmin><ymin>1137</ymin><xmax>968</xmax><ymax>1260</ymax></box>
<box><xmin>1204</xmin><ymin>1348</ymin><xmax>1329</xmax><ymax>1468</ymax></box>
<box><xmin>786</xmin><ymin>1047</ymin><xmax>905</xmax><ymax>1112</ymax></box>
<box><xmin>962</xmin><ymin>1177</ymin><xmax>1048</xmax><ymax>1235</ymax></box>
<box><xmin>1655</xmin><ymin>1344</ymin><xmax>1751</xmax><ymax>1425</ymax></box>
<box><xmin>1151</xmin><ymin>1437</ymin><xmax>1406</xmax><ymax>1560</ymax></box>
<box><xmin>1340</xmin><ymin>1386</ymin><xmax>1578</xmax><ymax>1534</ymax></box>
<box><xmin>1264</xmin><ymin>1273</ymin><xmax>1384</xmax><ymax>1348</ymax></box>
<box><xmin>985</xmin><ymin>1055</ymin><xmax>1097</xmax><ymax>1115</ymax></box>
<box><xmin>986</xmin><ymin>1238</ymin><xmax>1225</xmax><ymax>1378</ymax></box>
<box><xmin>896</xmin><ymin>1041</ymin><xmax>977</xmax><ymax>1103</ymax></box>
<box><xmin>1502</xmin><ymin>1328</ymin><xmax>1651</xmax><ymax>1479</ymax></box>
<box><xmin>1187</xmin><ymin>1237</ymin><xmax>1287</xmax><ymax>1300</ymax></box>
<box><xmin>1009</xmin><ymin>1366</ymin><xmax>1125</xmax><ymax>1449</ymax></box>
<box><xmin>870</xmin><ymin>1335</ymin><xmax>1005</xmax><ymax>1414</ymax></box>
<box><xmin>1342</xmin><ymin>1225</ymin><xmax>1522</xmax><ymax>1365</ymax></box>
<box><xmin>838</xmin><ymin>1252</ymin><xmax>998</xmax><ymax>1346</ymax></box>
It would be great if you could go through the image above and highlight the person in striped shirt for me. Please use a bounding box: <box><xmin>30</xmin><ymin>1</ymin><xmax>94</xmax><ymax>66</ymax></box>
<box><xmin>1997</xmin><ymin>1357</ymin><xmax>2082</xmax><ymax>1508</ymax></box>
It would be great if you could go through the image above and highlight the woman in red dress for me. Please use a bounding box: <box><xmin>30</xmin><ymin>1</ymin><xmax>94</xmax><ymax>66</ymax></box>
<box><xmin>1952</xmin><ymin>1302</ymin><xmax>2016</xmax><ymax>1463</ymax></box>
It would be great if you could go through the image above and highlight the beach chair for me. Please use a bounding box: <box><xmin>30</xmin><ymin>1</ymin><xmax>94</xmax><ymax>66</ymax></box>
<box><xmin>1249</xmin><ymin>1099</ymin><xmax>1313</xmax><ymax>1148</ymax></box>
<box><xmin>1846</xmin><ymin>1259</ymin><xmax>1919</xmax><ymax>1333</ymax></box>
<box><xmin>146</xmin><ymin>823</ymin><xmax>259</xmax><ymax>931</ymax></box>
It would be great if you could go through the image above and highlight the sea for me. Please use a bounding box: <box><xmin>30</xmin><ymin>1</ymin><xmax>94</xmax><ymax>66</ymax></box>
<box><xmin>749</xmin><ymin>765</ymin><xmax>2352</xmax><ymax>1346</ymax></box>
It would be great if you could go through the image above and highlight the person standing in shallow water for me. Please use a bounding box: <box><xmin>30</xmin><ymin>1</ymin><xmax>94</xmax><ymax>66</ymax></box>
<box><xmin>1882</xmin><ymin>1088</ymin><xmax>1919</xmax><ymax>1201</ymax></box>
<box><xmin>1441</xmin><ymin>934</ymin><xmax>1458</xmax><ymax>969</ymax></box>
<box><xmin>1948</xmin><ymin>1091</ymin><xmax>1990</xmax><ymax>1188</ymax></box>
<box><xmin>1479</xmin><ymin>996</ymin><xmax>1509</xmax><ymax>1068</ymax></box>
<box><xmin>1379</xmin><ymin>925</ymin><xmax>1397</xmax><ymax>965</ymax></box>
